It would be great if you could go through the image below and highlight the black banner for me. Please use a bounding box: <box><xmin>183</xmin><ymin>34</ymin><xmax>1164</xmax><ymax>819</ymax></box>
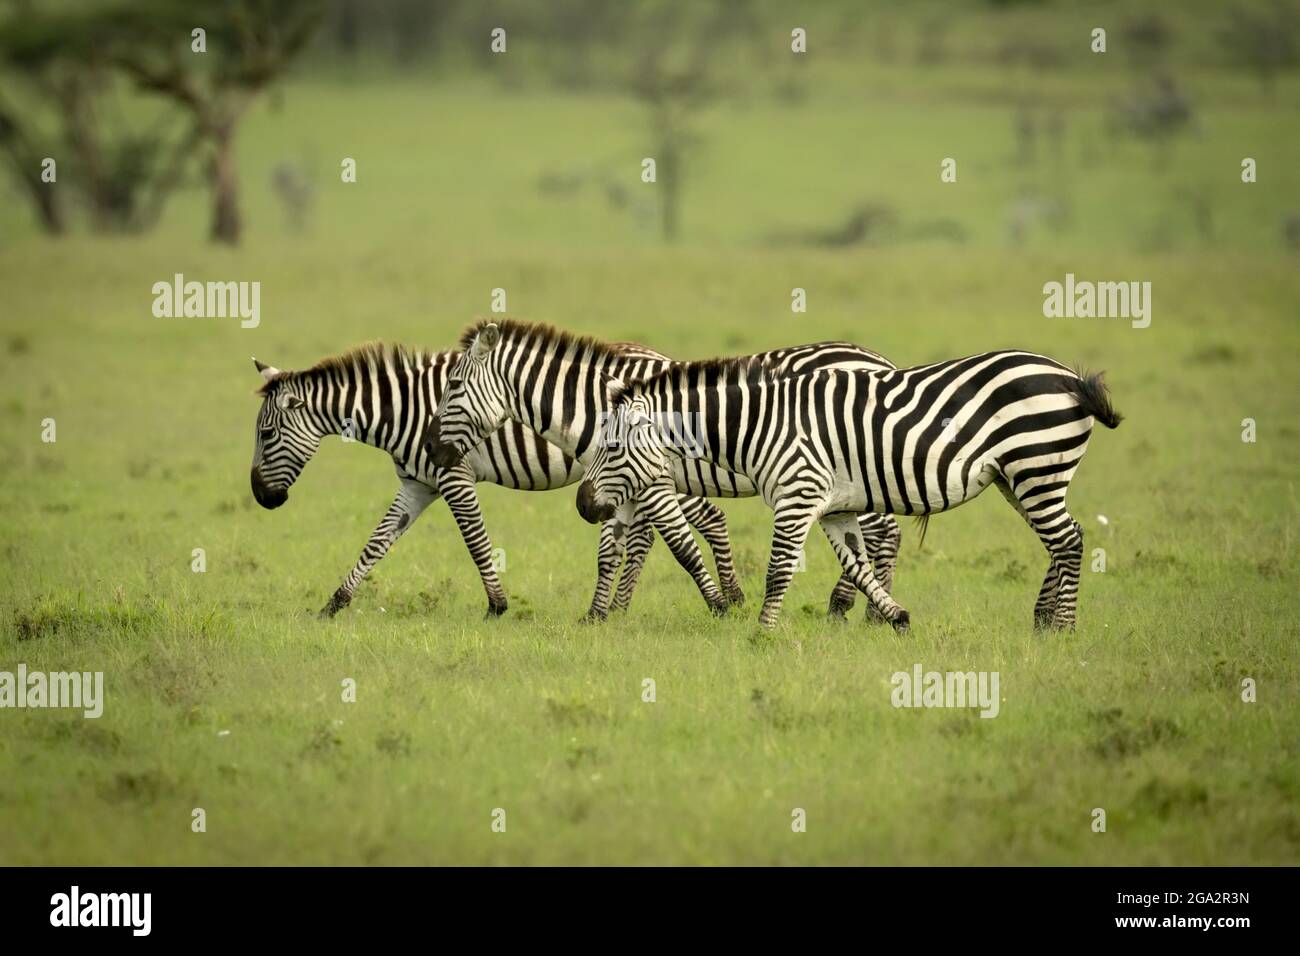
<box><xmin>0</xmin><ymin>866</ymin><xmax>1286</xmax><ymax>942</ymax></box>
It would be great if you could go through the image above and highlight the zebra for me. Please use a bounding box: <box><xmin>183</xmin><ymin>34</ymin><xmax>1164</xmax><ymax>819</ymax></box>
<box><xmin>576</xmin><ymin>351</ymin><xmax>1122</xmax><ymax>630</ymax></box>
<box><xmin>424</xmin><ymin>319</ymin><xmax>906</xmax><ymax>621</ymax></box>
<box><xmin>248</xmin><ymin>343</ymin><xmax>741</xmax><ymax>620</ymax></box>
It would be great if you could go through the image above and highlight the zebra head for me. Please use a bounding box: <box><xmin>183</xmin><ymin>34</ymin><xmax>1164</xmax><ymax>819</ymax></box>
<box><xmin>250</xmin><ymin>358</ymin><xmax>324</xmax><ymax>510</ymax></box>
<box><xmin>576</xmin><ymin>396</ymin><xmax>669</xmax><ymax>524</ymax></box>
<box><xmin>428</xmin><ymin>323</ymin><xmax>507</xmax><ymax>468</ymax></box>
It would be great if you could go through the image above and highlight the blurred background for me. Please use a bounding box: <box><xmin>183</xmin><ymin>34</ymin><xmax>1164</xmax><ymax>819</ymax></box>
<box><xmin>2</xmin><ymin>0</ymin><xmax>1297</xmax><ymax>254</ymax></box>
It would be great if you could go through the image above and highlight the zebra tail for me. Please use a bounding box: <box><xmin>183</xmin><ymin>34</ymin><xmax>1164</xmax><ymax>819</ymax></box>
<box><xmin>1064</xmin><ymin>370</ymin><xmax>1124</xmax><ymax>430</ymax></box>
<box><xmin>913</xmin><ymin>514</ymin><xmax>930</xmax><ymax>550</ymax></box>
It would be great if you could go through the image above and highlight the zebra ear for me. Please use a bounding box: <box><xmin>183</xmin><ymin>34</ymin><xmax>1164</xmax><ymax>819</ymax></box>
<box><xmin>253</xmin><ymin>357</ymin><xmax>280</xmax><ymax>382</ymax></box>
<box><xmin>471</xmin><ymin>323</ymin><xmax>501</xmax><ymax>359</ymax></box>
<box><xmin>602</xmin><ymin>374</ymin><xmax>629</xmax><ymax>404</ymax></box>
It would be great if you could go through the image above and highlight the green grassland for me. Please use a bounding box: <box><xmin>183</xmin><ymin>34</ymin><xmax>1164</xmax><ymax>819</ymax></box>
<box><xmin>1</xmin><ymin>39</ymin><xmax>1298</xmax><ymax>865</ymax></box>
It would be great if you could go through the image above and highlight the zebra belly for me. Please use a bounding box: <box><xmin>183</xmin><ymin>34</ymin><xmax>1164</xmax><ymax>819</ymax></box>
<box><xmin>826</xmin><ymin>455</ymin><xmax>1000</xmax><ymax>517</ymax></box>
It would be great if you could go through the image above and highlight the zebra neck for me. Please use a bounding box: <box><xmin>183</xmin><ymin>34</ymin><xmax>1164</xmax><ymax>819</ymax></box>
<box><xmin>306</xmin><ymin>355</ymin><xmax>426</xmax><ymax>457</ymax></box>
<box><xmin>654</xmin><ymin>374</ymin><xmax>784</xmax><ymax>478</ymax></box>
<box><xmin>497</xmin><ymin>347</ymin><xmax>667</xmax><ymax>460</ymax></box>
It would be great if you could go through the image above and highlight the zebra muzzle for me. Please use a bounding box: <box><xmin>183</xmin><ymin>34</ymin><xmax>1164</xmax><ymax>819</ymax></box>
<box><xmin>250</xmin><ymin>467</ymin><xmax>288</xmax><ymax>510</ymax></box>
<box><xmin>576</xmin><ymin>480</ymin><xmax>616</xmax><ymax>524</ymax></box>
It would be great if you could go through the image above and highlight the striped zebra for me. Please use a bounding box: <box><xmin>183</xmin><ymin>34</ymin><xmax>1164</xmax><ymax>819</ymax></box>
<box><xmin>576</xmin><ymin>351</ymin><xmax>1122</xmax><ymax>630</ymax></box>
<box><xmin>248</xmin><ymin>344</ymin><xmax>741</xmax><ymax>620</ymax></box>
<box><xmin>424</xmin><ymin>320</ymin><xmax>904</xmax><ymax>621</ymax></box>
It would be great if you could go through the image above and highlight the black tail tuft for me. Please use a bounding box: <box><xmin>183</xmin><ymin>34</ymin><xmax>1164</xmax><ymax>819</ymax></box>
<box><xmin>913</xmin><ymin>514</ymin><xmax>930</xmax><ymax>550</ymax></box>
<box><xmin>1065</xmin><ymin>370</ymin><xmax>1123</xmax><ymax>429</ymax></box>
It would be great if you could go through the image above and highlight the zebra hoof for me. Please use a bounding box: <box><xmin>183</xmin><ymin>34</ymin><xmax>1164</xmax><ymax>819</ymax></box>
<box><xmin>707</xmin><ymin>599</ymin><xmax>730</xmax><ymax>618</ymax></box>
<box><xmin>485</xmin><ymin>601</ymin><xmax>508</xmax><ymax>619</ymax></box>
<box><xmin>318</xmin><ymin>590</ymin><xmax>350</xmax><ymax>619</ymax></box>
<box><xmin>827</xmin><ymin>598</ymin><xmax>853</xmax><ymax>620</ymax></box>
<box><xmin>724</xmin><ymin>586</ymin><xmax>746</xmax><ymax>607</ymax></box>
<box><xmin>580</xmin><ymin>609</ymin><xmax>608</xmax><ymax>624</ymax></box>
<box><xmin>891</xmin><ymin>610</ymin><xmax>911</xmax><ymax>633</ymax></box>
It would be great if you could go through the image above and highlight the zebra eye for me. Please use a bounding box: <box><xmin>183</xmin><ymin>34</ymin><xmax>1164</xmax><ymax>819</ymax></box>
<box><xmin>448</xmin><ymin>377</ymin><xmax>462</xmax><ymax>388</ymax></box>
<box><xmin>259</xmin><ymin>427</ymin><xmax>275</xmax><ymax>440</ymax></box>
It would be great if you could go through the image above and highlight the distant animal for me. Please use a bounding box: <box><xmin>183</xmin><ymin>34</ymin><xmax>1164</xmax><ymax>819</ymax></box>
<box><xmin>270</xmin><ymin>162</ymin><xmax>314</xmax><ymax>232</ymax></box>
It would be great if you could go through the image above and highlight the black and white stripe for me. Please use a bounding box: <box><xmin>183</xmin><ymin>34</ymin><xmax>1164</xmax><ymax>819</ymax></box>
<box><xmin>579</xmin><ymin>350</ymin><xmax>1122</xmax><ymax>629</ymax></box>
<box><xmin>247</xmin><ymin>345</ymin><xmax>737</xmax><ymax>619</ymax></box>
<box><xmin>426</xmin><ymin>320</ymin><xmax>905</xmax><ymax>620</ymax></box>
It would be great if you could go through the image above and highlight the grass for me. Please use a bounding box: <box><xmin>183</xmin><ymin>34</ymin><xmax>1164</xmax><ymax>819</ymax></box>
<box><xmin>0</xmin><ymin>46</ymin><xmax>1297</xmax><ymax>863</ymax></box>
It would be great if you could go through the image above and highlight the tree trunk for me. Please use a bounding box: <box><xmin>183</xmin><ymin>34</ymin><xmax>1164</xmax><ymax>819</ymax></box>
<box><xmin>0</xmin><ymin>107</ymin><xmax>66</xmax><ymax>235</ymax></box>
<box><xmin>30</xmin><ymin>177</ymin><xmax>65</xmax><ymax>234</ymax></box>
<box><xmin>210</xmin><ymin>123</ymin><xmax>241</xmax><ymax>245</ymax></box>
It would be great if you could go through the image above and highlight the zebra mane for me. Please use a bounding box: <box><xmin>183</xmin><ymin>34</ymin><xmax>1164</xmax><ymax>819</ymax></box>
<box><xmin>611</xmin><ymin>356</ymin><xmax>777</xmax><ymax>406</ymax></box>
<box><xmin>458</xmin><ymin>317</ymin><xmax>666</xmax><ymax>363</ymax></box>
<box><xmin>256</xmin><ymin>341</ymin><xmax>433</xmax><ymax>395</ymax></box>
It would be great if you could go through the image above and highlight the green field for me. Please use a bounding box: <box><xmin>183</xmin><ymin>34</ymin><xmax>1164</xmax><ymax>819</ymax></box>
<box><xmin>2</xmin><ymin>19</ymin><xmax>1299</xmax><ymax>865</ymax></box>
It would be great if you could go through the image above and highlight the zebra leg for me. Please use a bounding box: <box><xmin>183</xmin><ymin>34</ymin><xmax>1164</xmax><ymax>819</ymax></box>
<box><xmin>320</xmin><ymin>478</ymin><xmax>437</xmax><ymax>618</ymax></box>
<box><xmin>584</xmin><ymin>509</ymin><xmax>634</xmax><ymax>622</ymax></box>
<box><xmin>818</xmin><ymin>512</ymin><xmax>911</xmax><ymax>631</ymax></box>
<box><xmin>638</xmin><ymin>481</ymin><xmax>730</xmax><ymax>616</ymax></box>
<box><xmin>759</xmin><ymin>503</ymin><xmax>820</xmax><ymax>628</ymax></box>
<box><xmin>829</xmin><ymin>514</ymin><xmax>901</xmax><ymax>621</ymax></box>
<box><xmin>677</xmin><ymin>496</ymin><xmax>745</xmax><ymax>606</ymax></box>
<box><xmin>996</xmin><ymin>475</ymin><xmax>1083</xmax><ymax>630</ymax></box>
<box><xmin>863</xmin><ymin>514</ymin><xmax>902</xmax><ymax>594</ymax></box>
<box><xmin>438</xmin><ymin>467</ymin><xmax>510</xmax><ymax>618</ymax></box>
<box><xmin>1043</xmin><ymin>516</ymin><xmax>1083</xmax><ymax>630</ymax></box>
<box><xmin>1024</xmin><ymin>514</ymin><xmax>1082</xmax><ymax>630</ymax></box>
<box><xmin>1033</xmin><ymin>558</ymin><xmax>1063</xmax><ymax>627</ymax></box>
<box><xmin>827</xmin><ymin>573</ymin><xmax>858</xmax><ymax>618</ymax></box>
<box><xmin>860</xmin><ymin>513</ymin><xmax>903</xmax><ymax>623</ymax></box>
<box><xmin>611</xmin><ymin>512</ymin><xmax>656</xmax><ymax>613</ymax></box>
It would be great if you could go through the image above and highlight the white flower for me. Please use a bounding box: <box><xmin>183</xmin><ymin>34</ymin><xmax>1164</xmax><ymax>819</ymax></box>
<box><xmin>217</xmin><ymin>729</ymin><xmax>231</xmax><ymax>737</ymax></box>
<box><xmin>1096</xmin><ymin>514</ymin><xmax>1109</xmax><ymax>526</ymax></box>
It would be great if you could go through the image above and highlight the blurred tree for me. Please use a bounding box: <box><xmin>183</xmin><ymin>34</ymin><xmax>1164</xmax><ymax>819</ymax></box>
<box><xmin>1218</xmin><ymin>1</ymin><xmax>1299</xmax><ymax>97</ymax></box>
<box><xmin>0</xmin><ymin>104</ymin><xmax>65</xmax><ymax>233</ymax></box>
<box><xmin>0</xmin><ymin>2</ymin><xmax>197</xmax><ymax>234</ymax></box>
<box><xmin>334</xmin><ymin>0</ymin><xmax>362</xmax><ymax>61</ymax></box>
<box><xmin>624</xmin><ymin>0</ymin><xmax>753</xmax><ymax>242</ymax></box>
<box><xmin>1123</xmin><ymin>12</ymin><xmax>1174</xmax><ymax>64</ymax></box>
<box><xmin>107</xmin><ymin>0</ymin><xmax>324</xmax><ymax>244</ymax></box>
<box><xmin>0</xmin><ymin>0</ymin><xmax>322</xmax><ymax>243</ymax></box>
